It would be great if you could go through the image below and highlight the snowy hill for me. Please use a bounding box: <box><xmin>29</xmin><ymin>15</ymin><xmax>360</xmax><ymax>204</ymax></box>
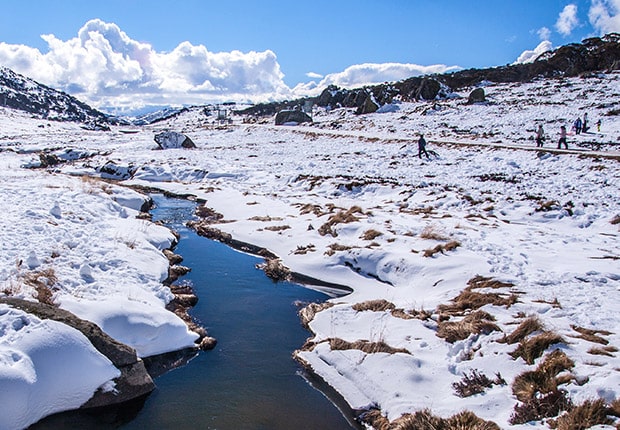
<box><xmin>0</xmin><ymin>66</ymin><xmax>111</xmax><ymax>125</ymax></box>
<box><xmin>0</xmin><ymin>35</ymin><xmax>619</xmax><ymax>430</ymax></box>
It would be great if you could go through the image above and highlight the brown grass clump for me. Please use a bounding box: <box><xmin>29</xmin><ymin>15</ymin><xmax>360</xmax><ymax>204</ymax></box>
<box><xmin>570</xmin><ymin>325</ymin><xmax>612</xmax><ymax>345</ymax></box>
<box><xmin>23</xmin><ymin>269</ymin><xmax>57</xmax><ymax>306</ymax></box>
<box><xmin>550</xmin><ymin>398</ymin><xmax>614</xmax><ymax>430</ymax></box>
<box><xmin>423</xmin><ymin>240</ymin><xmax>461</xmax><ymax>258</ymax></box>
<box><xmin>510</xmin><ymin>332</ymin><xmax>566</xmax><ymax>364</ymax></box>
<box><xmin>375</xmin><ymin>409</ymin><xmax>500</xmax><ymax>430</ymax></box>
<box><xmin>436</xmin><ymin>310</ymin><xmax>500</xmax><ymax>343</ymax></box>
<box><xmin>298</xmin><ymin>302</ymin><xmax>333</xmax><ymax>329</ymax></box>
<box><xmin>510</xmin><ymin>389</ymin><xmax>573</xmax><ymax>425</ymax></box>
<box><xmin>467</xmin><ymin>275</ymin><xmax>514</xmax><ymax>290</ymax></box>
<box><xmin>361</xmin><ymin>229</ymin><xmax>383</xmax><ymax>241</ymax></box>
<box><xmin>512</xmin><ymin>349</ymin><xmax>574</xmax><ymax>402</ymax></box>
<box><xmin>263</xmin><ymin>224</ymin><xmax>291</xmax><ymax>232</ymax></box>
<box><xmin>391</xmin><ymin>308</ymin><xmax>432</xmax><ymax>321</ymax></box>
<box><xmin>587</xmin><ymin>345</ymin><xmax>618</xmax><ymax>356</ymax></box>
<box><xmin>438</xmin><ymin>289</ymin><xmax>518</xmax><ymax>316</ymax></box>
<box><xmin>248</xmin><ymin>215</ymin><xmax>284</xmax><ymax>222</ymax></box>
<box><xmin>328</xmin><ymin>338</ymin><xmax>410</xmax><ymax>355</ymax></box>
<box><xmin>352</xmin><ymin>299</ymin><xmax>396</xmax><ymax>313</ymax></box>
<box><xmin>420</xmin><ymin>225</ymin><xmax>448</xmax><ymax>241</ymax></box>
<box><xmin>500</xmin><ymin>316</ymin><xmax>545</xmax><ymax>344</ymax></box>
<box><xmin>453</xmin><ymin>369</ymin><xmax>506</xmax><ymax>397</ymax></box>
<box><xmin>610</xmin><ymin>214</ymin><xmax>620</xmax><ymax>225</ymax></box>
<box><xmin>256</xmin><ymin>258</ymin><xmax>291</xmax><ymax>282</ymax></box>
<box><xmin>298</xmin><ymin>203</ymin><xmax>324</xmax><ymax>216</ymax></box>
<box><xmin>318</xmin><ymin>206</ymin><xmax>365</xmax><ymax>237</ymax></box>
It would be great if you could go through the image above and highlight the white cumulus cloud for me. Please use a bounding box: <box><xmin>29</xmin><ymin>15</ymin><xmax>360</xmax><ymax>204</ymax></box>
<box><xmin>589</xmin><ymin>0</ymin><xmax>620</xmax><ymax>34</ymax></box>
<box><xmin>556</xmin><ymin>4</ymin><xmax>580</xmax><ymax>36</ymax></box>
<box><xmin>513</xmin><ymin>40</ymin><xmax>553</xmax><ymax>64</ymax></box>
<box><xmin>303</xmin><ymin>62</ymin><xmax>459</xmax><ymax>92</ymax></box>
<box><xmin>0</xmin><ymin>19</ymin><xmax>293</xmax><ymax>109</ymax></box>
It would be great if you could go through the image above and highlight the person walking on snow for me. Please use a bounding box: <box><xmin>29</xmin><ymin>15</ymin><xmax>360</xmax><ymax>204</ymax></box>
<box><xmin>418</xmin><ymin>134</ymin><xmax>430</xmax><ymax>159</ymax></box>
<box><xmin>574</xmin><ymin>117</ymin><xmax>582</xmax><ymax>134</ymax></box>
<box><xmin>535</xmin><ymin>124</ymin><xmax>545</xmax><ymax>147</ymax></box>
<box><xmin>558</xmin><ymin>125</ymin><xmax>568</xmax><ymax>149</ymax></box>
<box><xmin>582</xmin><ymin>112</ymin><xmax>589</xmax><ymax>133</ymax></box>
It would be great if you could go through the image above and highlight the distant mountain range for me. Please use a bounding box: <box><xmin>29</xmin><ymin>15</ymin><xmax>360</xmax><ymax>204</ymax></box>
<box><xmin>1</xmin><ymin>33</ymin><xmax>619</xmax><ymax>125</ymax></box>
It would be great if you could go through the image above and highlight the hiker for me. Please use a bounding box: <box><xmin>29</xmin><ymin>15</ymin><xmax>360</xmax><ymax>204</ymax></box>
<box><xmin>558</xmin><ymin>125</ymin><xmax>568</xmax><ymax>149</ymax></box>
<box><xmin>574</xmin><ymin>117</ymin><xmax>582</xmax><ymax>134</ymax></box>
<box><xmin>418</xmin><ymin>134</ymin><xmax>430</xmax><ymax>159</ymax></box>
<box><xmin>582</xmin><ymin>112</ymin><xmax>589</xmax><ymax>133</ymax></box>
<box><xmin>597</xmin><ymin>119</ymin><xmax>602</xmax><ymax>132</ymax></box>
<box><xmin>535</xmin><ymin>124</ymin><xmax>545</xmax><ymax>147</ymax></box>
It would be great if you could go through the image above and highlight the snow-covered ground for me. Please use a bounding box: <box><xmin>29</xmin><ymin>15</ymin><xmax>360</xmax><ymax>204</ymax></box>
<box><xmin>1</xmin><ymin>72</ymin><xmax>619</xmax><ymax>429</ymax></box>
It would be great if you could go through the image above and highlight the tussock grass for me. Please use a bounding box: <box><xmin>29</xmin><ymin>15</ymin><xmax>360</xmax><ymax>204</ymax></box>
<box><xmin>23</xmin><ymin>269</ymin><xmax>57</xmax><ymax>306</ymax></box>
<box><xmin>423</xmin><ymin>240</ymin><xmax>461</xmax><ymax>257</ymax></box>
<box><xmin>550</xmin><ymin>398</ymin><xmax>614</xmax><ymax>430</ymax></box>
<box><xmin>420</xmin><ymin>225</ymin><xmax>448</xmax><ymax>241</ymax></box>
<box><xmin>510</xmin><ymin>389</ymin><xmax>573</xmax><ymax>425</ymax></box>
<box><xmin>298</xmin><ymin>302</ymin><xmax>333</xmax><ymax>329</ymax></box>
<box><xmin>467</xmin><ymin>275</ymin><xmax>514</xmax><ymax>290</ymax></box>
<box><xmin>570</xmin><ymin>325</ymin><xmax>612</xmax><ymax>345</ymax></box>
<box><xmin>328</xmin><ymin>338</ymin><xmax>410</xmax><ymax>355</ymax></box>
<box><xmin>262</xmin><ymin>224</ymin><xmax>291</xmax><ymax>232</ymax></box>
<box><xmin>587</xmin><ymin>345</ymin><xmax>618</xmax><ymax>356</ymax></box>
<box><xmin>324</xmin><ymin>242</ymin><xmax>356</xmax><ymax>256</ymax></box>
<box><xmin>352</xmin><ymin>299</ymin><xmax>396</xmax><ymax>312</ymax></box>
<box><xmin>318</xmin><ymin>206</ymin><xmax>365</xmax><ymax>237</ymax></box>
<box><xmin>297</xmin><ymin>203</ymin><xmax>324</xmax><ymax>216</ymax></box>
<box><xmin>438</xmin><ymin>289</ymin><xmax>518</xmax><ymax>315</ymax></box>
<box><xmin>436</xmin><ymin>310</ymin><xmax>500</xmax><ymax>343</ymax></box>
<box><xmin>248</xmin><ymin>215</ymin><xmax>284</xmax><ymax>222</ymax></box>
<box><xmin>500</xmin><ymin>316</ymin><xmax>544</xmax><ymax>344</ymax></box>
<box><xmin>611</xmin><ymin>214</ymin><xmax>620</xmax><ymax>225</ymax></box>
<box><xmin>293</xmin><ymin>244</ymin><xmax>316</xmax><ymax>255</ymax></box>
<box><xmin>453</xmin><ymin>369</ymin><xmax>506</xmax><ymax>397</ymax></box>
<box><xmin>361</xmin><ymin>229</ymin><xmax>383</xmax><ymax>241</ymax></box>
<box><xmin>256</xmin><ymin>258</ymin><xmax>291</xmax><ymax>282</ymax></box>
<box><xmin>361</xmin><ymin>408</ymin><xmax>501</xmax><ymax>430</ymax></box>
<box><xmin>195</xmin><ymin>205</ymin><xmax>225</xmax><ymax>222</ymax></box>
<box><xmin>510</xmin><ymin>332</ymin><xmax>566</xmax><ymax>364</ymax></box>
<box><xmin>391</xmin><ymin>308</ymin><xmax>432</xmax><ymax>321</ymax></box>
<box><xmin>512</xmin><ymin>349</ymin><xmax>574</xmax><ymax>402</ymax></box>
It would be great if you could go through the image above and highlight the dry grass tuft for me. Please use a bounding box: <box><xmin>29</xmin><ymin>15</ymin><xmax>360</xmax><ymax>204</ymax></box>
<box><xmin>423</xmin><ymin>240</ymin><xmax>461</xmax><ymax>257</ymax></box>
<box><xmin>550</xmin><ymin>398</ymin><xmax>614</xmax><ymax>430</ymax></box>
<box><xmin>512</xmin><ymin>349</ymin><xmax>574</xmax><ymax>402</ymax></box>
<box><xmin>352</xmin><ymin>299</ymin><xmax>396</xmax><ymax>313</ymax></box>
<box><xmin>248</xmin><ymin>215</ymin><xmax>284</xmax><ymax>222</ymax></box>
<box><xmin>436</xmin><ymin>310</ymin><xmax>500</xmax><ymax>343</ymax></box>
<box><xmin>328</xmin><ymin>338</ymin><xmax>410</xmax><ymax>355</ymax></box>
<box><xmin>391</xmin><ymin>308</ymin><xmax>432</xmax><ymax>321</ymax></box>
<box><xmin>510</xmin><ymin>332</ymin><xmax>566</xmax><ymax>364</ymax></box>
<box><xmin>420</xmin><ymin>225</ymin><xmax>449</xmax><ymax>241</ymax></box>
<box><xmin>453</xmin><ymin>369</ymin><xmax>506</xmax><ymax>397</ymax></box>
<box><xmin>510</xmin><ymin>389</ymin><xmax>573</xmax><ymax>425</ymax></box>
<box><xmin>438</xmin><ymin>289</ymin><xmax>518</xmax><ymax>315</ymax></box>
<box><xmin>467</xmin><ymin>275</ymin><xmax>514</xmax><ymax>290</ymax></box>
<box><xmin>570</xmin><ymin>325</ymin><xmax>612</xmax><ymax>345</ymax></box>
<box><xmin>360</xmin><ymin>229</ymin><xmax>383</xmax><ymax>241</ymax></box>
<box><xmin>500</xmin><ymin>316</ymin><xmax>544</xmax><ymax>344</ymax></box>
<box><xmin>587</xmin><ymin>345</ymin><xmax>618</xmax><ymax>356</ymax></box>
<box><xmin>256</xmin><ymin>258</ymin><xmax>291</xmax><ymax>282</ymax></box>
<box><xmin>23</xmin><ymin>269</ymin><xmax>57</xmax><ymax>306</ymax></box>
<box><xmin>611</xmin><ymin>214</ymin><xmax>620</xmax><ymax>225</ymax></box>
<box><xmin>379</xmin><ymin>409</ymin><xmax>501</xmax><ymax>430</ymax></box>
<box><xmin>263</xmin><ymin>224</ymin><xmax>291</xmax><ymax>232</ymax></box>
<box><xmin>298</xmin><ymin>302</ymin><xmax>333</xmax><ymax>329</ymax></box>
<box><xmin>318</xmin><ymin>206</ymin><xmax>365</xmax><ymax>237</ymax></box>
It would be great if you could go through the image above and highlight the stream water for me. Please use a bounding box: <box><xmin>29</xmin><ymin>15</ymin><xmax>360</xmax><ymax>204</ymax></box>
<box><xmin>31</xmin><ymin>195</ymin><xmax>358</xmax><ymax>429</ymax></box>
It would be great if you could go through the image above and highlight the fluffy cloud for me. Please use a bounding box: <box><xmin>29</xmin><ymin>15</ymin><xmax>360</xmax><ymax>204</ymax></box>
<box><xmin>301</xmin><ymin>62</ymin><xmax>459</xmax><ymax>94</ymax></box>
<box><xmin>589</xmin><ymin>0</ymin><xmax>620</xmax><ymax>34</ymax></box>
<box><xmin>0</xmin><ymin>19</ymin><xmax>293</xmax><ymax>109</ymax></box>
<box><xmin>556</xmin><ymin>4</ymin><xmax>580</xmax><ymax>36</ymax></box>
<box><xmin>513</xmin><ymin>40</ymin><xmax>553</xmax><ymax>64</ymax></box>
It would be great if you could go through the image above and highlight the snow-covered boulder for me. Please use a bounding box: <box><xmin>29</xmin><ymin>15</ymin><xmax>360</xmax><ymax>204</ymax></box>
<box><xmin>154</xmin><ymin>131</ymin><xmax>196</xmax><ymax>149</ymax></box>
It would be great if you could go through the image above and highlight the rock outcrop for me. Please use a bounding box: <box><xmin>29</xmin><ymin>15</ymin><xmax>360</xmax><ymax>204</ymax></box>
<box><xmin>275</xmin><ymin>109</ymin><xmax>312</xmax><ymax>125</ymax></box>
<box><xmin>154</xmin><ymin>131</ymin><xmax>196</xmax><ymax>149</ymax></box>
<box><xmin>467</xmin><ymin>88</ymin><xmax>486</xmax><ymax>104</ymax></box>
<box><xmin>0</xmin><ymin>297</ymin><xmax>155</xmax><ymax>408</ymax></box>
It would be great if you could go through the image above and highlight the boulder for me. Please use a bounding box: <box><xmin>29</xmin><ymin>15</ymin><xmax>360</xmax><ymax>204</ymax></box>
<box><xmin>356</xmin><ymin>95</ymin><xmax>380</xmax><ymax>115</ymax></box>
<box><xmin>0</xmin><ymin>297</ymin><xmax>155</xmax><ymax>408</ymax></box>
<box><xmin>154</xmin><ymin>131</ymin><xmax>196</xmax><ymax>149</ymax></box>
<box><xmin>274</xmin><ymin>110</ymin><xmax>312</xmax><ymax>125</ymax></box>
<box><xmin>467</xmin><ymin>88</ymin><xmax>486</xmax><ymax>104</ymax></box>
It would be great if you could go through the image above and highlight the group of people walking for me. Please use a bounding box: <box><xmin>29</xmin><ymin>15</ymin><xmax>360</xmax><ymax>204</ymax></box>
<box><xmin>535</xmin><ymin>112</ymin><xmax>597</xmax><ymax>150</ymax></box>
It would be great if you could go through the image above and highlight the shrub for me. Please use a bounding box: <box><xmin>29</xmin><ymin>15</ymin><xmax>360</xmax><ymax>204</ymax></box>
<box><xmin>510</xmin><ymin>389</ymin><xmax>573</xmax><ymax>425</ymax></box>
<box><xmin>453</xmin><ymin>369</ymin><xmax>506</xmax><ymax>397</ymax></box>
<box><xmin>510</xmin><ymin>332</ymin><xmax>565</xmax><ymax>364</ymax></box>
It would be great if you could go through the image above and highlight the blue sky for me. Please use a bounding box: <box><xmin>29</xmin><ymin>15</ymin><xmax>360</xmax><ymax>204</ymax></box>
<box><xmin>0</xmin><ymin>0</ymin><xmax>618</xmax><ymax>111</ymax></box>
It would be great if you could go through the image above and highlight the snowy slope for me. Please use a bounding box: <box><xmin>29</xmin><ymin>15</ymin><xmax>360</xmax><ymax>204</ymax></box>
<box><xmin>0</xmin><ymin>68</ymin><xmax>618</xmax><ymax>429</ymax></box>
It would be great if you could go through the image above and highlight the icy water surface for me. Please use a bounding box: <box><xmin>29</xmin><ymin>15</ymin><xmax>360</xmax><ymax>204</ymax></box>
<box><xmin>32</xmin><ymin>195</ymin><xmax>357</xmax><ymax>429</ymax></box>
